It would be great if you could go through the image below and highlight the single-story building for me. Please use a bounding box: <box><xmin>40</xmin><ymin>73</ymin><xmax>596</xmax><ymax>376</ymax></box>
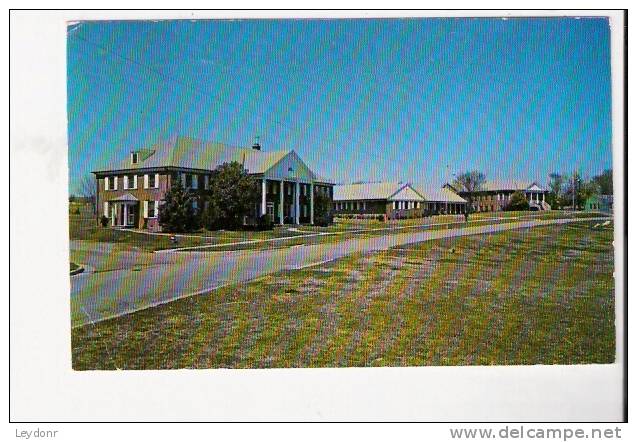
<box><xmin>585</xmin><ymin>194</ymin><xmax>613</xmax><ymax>213</ymax></box>
<box><xmin>446</xmin><ymin>180</ymin><xmax>550</xmax><ymax>212</ymax></box>
<box><xmin>92</xmin><ymin>136</ymin><xmax>333</xmax><ymax>231</ymax></box>
<box><xmin>333</xmin><ymin>182</ymin><xmax>424</xmax><ymax>220</ymax></box>
<box><xmin>333</xmin><ymin>181</ymin><xmax>469</xmax><ymax>219</ymax></box>
<box><xmin>412</xmin><ymin>185</ymin><xmax>468</xmax><ymax>214</ymax></box>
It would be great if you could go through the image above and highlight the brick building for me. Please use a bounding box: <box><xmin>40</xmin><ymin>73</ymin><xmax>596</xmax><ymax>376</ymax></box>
<box><xmin>412</xmin><ymin>185</ymin><xmax>468</xmax><ymax>214</ymax></box>
<box><xmin>446</xmin><ymin>180</ymin><xmax>550</xmax><ymax>212</ymax></box>
<box><xmin>93</xmin><ymin>136</ymin><xmax>333</xmax><ymax>231</ymax></box>
<box><xmin>333</xmin><ymin>182</ymin><xmax>468</xmax><ymax>219</ymax></box>
<box><xmin>333</xmin><ymin>182</ymin><xmax>424</xmax><ymax>220</ymax></box>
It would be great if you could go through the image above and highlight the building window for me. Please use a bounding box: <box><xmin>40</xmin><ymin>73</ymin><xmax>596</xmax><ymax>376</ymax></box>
<box><xmin>124</xmin><ymin>174</ymin><xmax>136</xmax><ymax>189</ymax></box>
<box><xmin>146</xmin><ymin>201</ymin><xmax>158</xmax><ymax>218</ymax></box>
<box><xmin>131</xmin><ymin>152</ymin><xmax>138</xmax><ymax>164</ymax></box>
<box><xmin>191</xmin><ymin>174</ymin><xmax>198</xmax><ymax>189</ymax></box>
<box><xmin>104</xmin><ymin>176</ymin><xmax>110</xmax><ymax>190</ymax></box>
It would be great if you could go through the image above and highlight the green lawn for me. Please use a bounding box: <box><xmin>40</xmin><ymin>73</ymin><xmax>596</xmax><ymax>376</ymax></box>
<box><xmin>69</xmin><ymin>215</ymin><xmax>306</xmax><ymax>251</ymax></box>
<box><xmin>72</xmin><ymin>222</ymin><xmax>615</xmax><ymax>369</ymax></box>
<box><xmin>69</xmin><ymin>211</ymin><xmax>603</xmax><ymax>253</ymax></box>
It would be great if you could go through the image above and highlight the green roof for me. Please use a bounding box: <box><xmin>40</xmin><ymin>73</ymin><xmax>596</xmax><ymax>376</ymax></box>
<box><xmin>93</xmin><ymin>136</ymin><xmax>290</xmax><ymax>175</ymax></box>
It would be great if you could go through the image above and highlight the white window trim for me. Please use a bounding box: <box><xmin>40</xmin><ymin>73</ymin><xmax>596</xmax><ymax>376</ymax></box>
<box><xmin>104</xmin><ymin>177</ymin><xmax>110</xmax><ymax>191</ymax></box>
<box><xmin>123</xmin><ymin>175</ymin><xmax>129</xmax><ymax>190</ymax></box>
<box><xmin>113</xmin><ymin>176</ymin><xmax>118</xmax><ymax>190</ymax></box>
<box><xmin>103</xmin><ymin>201</ymin><xmax>109</xmax><ymax>217</ymax></box>
<box><xmin>132</xmin><ymin>175</ymin><xmax>138</xmax><ymax>189</ymax></box>
<box><xmin>154</xmin><ymin>173</ymin><xmax>159</xmax><ymax>189</ymax></box>
<box><xmin>146</xmin><ymin>200</ymin><xmax>159</xmax><ymax>219</ymax></box>
<box><xmin>144</xmin><ymin>174</ymin><xmax>149</xmax><ymax>189</ymax></box>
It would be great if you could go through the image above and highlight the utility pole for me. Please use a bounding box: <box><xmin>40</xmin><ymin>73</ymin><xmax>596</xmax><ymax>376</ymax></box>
<box><xmin>572</xmin><ymin>171</ymin><xmax>576</xmax><ymax>211</ymax></box>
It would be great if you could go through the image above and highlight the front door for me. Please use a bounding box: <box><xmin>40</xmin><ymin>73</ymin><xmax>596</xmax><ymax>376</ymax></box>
<box><xmin>127</xmin><ymin>205</ymin><xmax>136</xmax><ymax>226</ymax></box>
<box><xmin>266</xmin><ymin>202</ymin><xmax>274</xmax><ymax>222</ymax></box>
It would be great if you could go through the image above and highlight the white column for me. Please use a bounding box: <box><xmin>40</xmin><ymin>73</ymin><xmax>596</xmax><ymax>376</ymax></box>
<box><xmin>294</xmin><ymin>181</ymin><xmax>300</xmax><ymax>224</ymax></box>
<box><xmin>261</xmin><ymin>179</ymin><xmax>267</xmax><ymax>216</ymax></box>
<box><xmin>310</xmin><ymin>182</ymin><xmax>315</xmax><ymax>225</ymax></box>
<box><xmin>279</xmin><ymin>180</ymin><xmax>284</xmax><ymax>225</ymax></box>
<box><xmin>123</xmin><ymin>204</ymin><xmax>128</xmax><ymax>227</ymax></box>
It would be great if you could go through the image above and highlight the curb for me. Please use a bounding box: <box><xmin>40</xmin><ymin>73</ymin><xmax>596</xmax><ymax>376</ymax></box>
<box><xmin>70</xmin><ymin>265</ymin><xmax>85</xmax><ymax>276</ymax></box>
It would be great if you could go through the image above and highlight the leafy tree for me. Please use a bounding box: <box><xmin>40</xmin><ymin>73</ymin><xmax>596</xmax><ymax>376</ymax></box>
<box><xmin>504</xmin><ymin>191</ymin><xmax>530</xmax><ymax>211</ymax></box>
<box><xmin>313</xmin><ymin>190</ymin><xmax>332</xmax><ymax>226</ymax></box>
<box><xmin>158</xmin><ymin>177</ymin><xmax>200</xmax><ymax>233</ymax></box>
<box><xmin>202</xmin><ymin>162</ymin><xmax>259</xmax><ymax>230</ymax></box>
<box><xmin>452</xmin><ymin>171</ymin><xmax>486</xmax><ymax>216</ymax></box>
<box><xmin>561</xmin><ymin>172</ymin><xmax>598</xmax><ymax>210</ymax></box>
<box><xmin>592</xmin><ymin>169</ymin><xmax>613</xmax><ymax>195</ymax></box>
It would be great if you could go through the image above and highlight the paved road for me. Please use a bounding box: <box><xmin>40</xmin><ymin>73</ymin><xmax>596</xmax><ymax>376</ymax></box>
<box><xmin>70</xmin><ymin>217</ymin><xmax>608</xmax><ymax>327</ymax></box>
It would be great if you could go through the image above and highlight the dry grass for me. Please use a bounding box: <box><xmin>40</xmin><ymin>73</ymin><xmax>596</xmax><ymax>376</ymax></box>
<box><xmin>72</xmin><ymin>222</ymin><xmax>615</xmax><ymax>369</ymax></box>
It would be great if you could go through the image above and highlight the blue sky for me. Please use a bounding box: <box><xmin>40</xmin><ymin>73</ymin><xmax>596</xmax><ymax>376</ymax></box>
<box><xmin>67</xmin><ymin>17</ymin><xmax>612</xmax><ymax>193</ymax></box>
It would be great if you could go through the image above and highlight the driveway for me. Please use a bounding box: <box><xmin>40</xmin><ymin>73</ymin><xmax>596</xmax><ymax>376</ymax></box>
<box><xmin>70</xmin><ymin>217</ymin><xmax>609</xmax><ymax>327</ymax></box>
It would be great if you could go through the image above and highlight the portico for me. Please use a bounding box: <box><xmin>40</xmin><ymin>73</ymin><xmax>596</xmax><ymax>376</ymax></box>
<box><xmin>105</xmin><ymin>193</ymin><xmax>139</xmax><ymax>227</ymax></box>
<box><xmin>255</xmin><ymin>150</ymin><xmax>332</xmax><ymax>225</ymax></box>
<box><xmin>259</xmin><ymin>178</ymin><xmax>322</xmax><ymax>225</ymax></box>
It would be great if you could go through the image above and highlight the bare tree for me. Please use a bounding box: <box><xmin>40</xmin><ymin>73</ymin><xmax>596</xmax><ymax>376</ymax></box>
<box><xmin>547</xmin><ymin>173</ymin><xmax>565</xmax><ymax>209</ymax></box>
<box><xmin>78</xmin><ymin>175</ymin><xmax>96</xmax><ymax>214</ymax></box>
<box><xmin>452</xmin><ymin>170</ymin><xmax>486</xmax><ymax>218</ymax></box>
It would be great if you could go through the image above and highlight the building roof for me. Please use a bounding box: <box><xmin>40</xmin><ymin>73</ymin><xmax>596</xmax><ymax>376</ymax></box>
<box><xmin>413</xmin><ymin>185</ymin><xmax>467</xmax><ymax>203</ymax></box>
<box><xmin>333</xmin><ymin>182</ymin><xmax>415</xmax><ymax>201</ymax></box>
<box><xmin>93</xmin><ymin>136</ymin><xmax>291</xmax><ymax>175</ymax></box>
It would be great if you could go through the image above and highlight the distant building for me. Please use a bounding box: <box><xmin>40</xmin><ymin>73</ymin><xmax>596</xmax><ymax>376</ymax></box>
<box><xmin>333</xmin><ymin>182</ymin><xmax>424</xmax><ymax>220</ymax></box>
<box><xmin>333</xmin><ymin>181</ymin><xmax>468</xmax><ymax>219</ymax></box>
<box><xmin>585</xmin><ymin>194</ymin><xmax>613</xmax><ymax>213</ymax></box>
<box><xmin>412</xmin><ymin>185</ymin><xmax>468</xmax><ymax>215</ymax></box>
<box><xmin>446</xmin><ymin>180</ymin><xmax>550</xmax><ymax>212</ymax></box>
<box><xmin>92</xmin><ymin>136</ymin><xmax>333</xmax><ymax>231</ymax></box>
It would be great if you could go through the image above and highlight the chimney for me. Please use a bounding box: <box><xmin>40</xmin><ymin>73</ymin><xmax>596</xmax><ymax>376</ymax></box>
<box><xmin>252</xmin><ymin>135</ymin><xmax>261</xmax><ymax>151</ymax></box>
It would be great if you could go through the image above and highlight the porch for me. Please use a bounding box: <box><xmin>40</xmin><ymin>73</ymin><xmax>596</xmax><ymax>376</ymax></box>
<box><xmin>106</xmin><ymin>194</ymin><xmax>139</xmax><ymax>228</ymax></box>
<box><xmin>259</xmin><ymin>178</ymin><xmax>319</xmax><ymax>225</ymax></box>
